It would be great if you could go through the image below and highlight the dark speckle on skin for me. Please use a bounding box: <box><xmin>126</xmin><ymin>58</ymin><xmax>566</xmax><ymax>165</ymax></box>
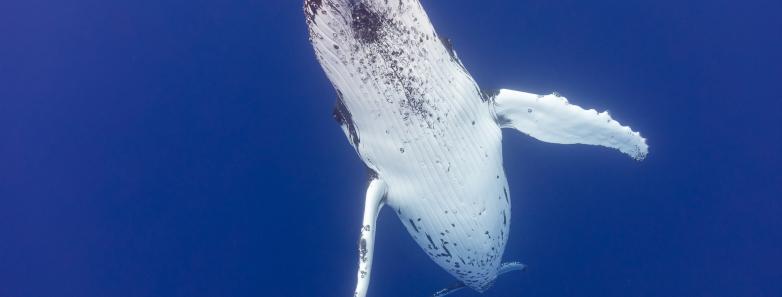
<box><xmin>359</xmin><ymin>238</ymin><xmax>368</xmax><ymax>262</ymax></box>
<box><xmin>426</xmin><ymin>233</ymin><xmax>438</xmax><ymax>250</ymax></box>
<box><xmin>439</xmin><ymin>239</ymin><xmax>453</xmax><ymax>258</ymax></box>
<box><xmin>409</xmin><ymin>219</ymin><xmax>420</xmax><ymax>233</ymax></box>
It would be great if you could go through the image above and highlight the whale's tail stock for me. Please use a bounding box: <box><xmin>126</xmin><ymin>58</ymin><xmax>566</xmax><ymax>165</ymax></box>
<box><xmin>431</xmin><ymin>262</ymin><xmax>527</xmax><ymax>297</ymax></box>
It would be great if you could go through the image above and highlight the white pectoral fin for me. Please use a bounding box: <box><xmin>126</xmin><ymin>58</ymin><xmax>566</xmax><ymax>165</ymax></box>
<box><xmin>354</xmin><ymin>179</ymin><xmax>387</xmax><ymax>297</ymax></box>
<box><xmin>492</xmin><ymin>89</ymin><xmax>648</xmax><ymax>160</ymax></box>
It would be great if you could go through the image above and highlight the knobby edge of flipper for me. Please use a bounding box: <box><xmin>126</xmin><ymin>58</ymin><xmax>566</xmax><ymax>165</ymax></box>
<box><xmin>489</xmin><ymin>88</ymin><xmax>649</xmax><ymax>161</ymax></box>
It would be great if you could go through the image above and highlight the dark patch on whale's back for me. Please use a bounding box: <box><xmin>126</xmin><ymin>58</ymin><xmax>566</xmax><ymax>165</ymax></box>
<box><xmin>351</xmin><ymin>2</ymin><xmax>385</xmax><ymax>44</ymax></box>
<box><xmin>332</xmin><ymin>90</ymin><xmax>360</xmax><ymax>147</ymax></box>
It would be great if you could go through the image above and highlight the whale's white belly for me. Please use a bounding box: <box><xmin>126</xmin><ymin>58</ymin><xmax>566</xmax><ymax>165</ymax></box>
<box><xmin>306</xmin><ymin>0</ymin><xmax>511</xmax><ymax>289</ymax></box>
<box><xmin>381</xmin><ymin>136</ymin><xmax>511</xmax><ymax>290</ymax></box>
<box><xmin>359</xmin><ymin>99</ymin><xmax>510</xmax><ymax>290</ymax></box>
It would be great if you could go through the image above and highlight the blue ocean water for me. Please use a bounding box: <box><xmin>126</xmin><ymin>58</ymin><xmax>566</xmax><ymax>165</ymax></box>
<box><xmin>1</xmin><ymin>1</ymin><xmax>780</xmax><ymax>296</ymax></box>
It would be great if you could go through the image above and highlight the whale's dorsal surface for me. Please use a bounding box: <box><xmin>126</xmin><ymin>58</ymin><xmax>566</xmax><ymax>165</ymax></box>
<box><xmin>303</xmin><ymin>1</ymin><xmax>648</xmax><ymax>296</ymax></box>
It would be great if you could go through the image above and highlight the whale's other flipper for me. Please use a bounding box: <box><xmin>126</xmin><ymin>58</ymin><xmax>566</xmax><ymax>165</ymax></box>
<box><xmin>354</xmin><ymin>179</ymin><xmax>388</xmax><ymax>297</ymax></box>
<box><xmin>491</xmin><ymin>89</ymin><xmax>648</xmax><ymax>160</ymax></box>
<box><xmin>431</xmin><ymin>262</ymin><xmax>527</xmax><ymax>297</ymax></box>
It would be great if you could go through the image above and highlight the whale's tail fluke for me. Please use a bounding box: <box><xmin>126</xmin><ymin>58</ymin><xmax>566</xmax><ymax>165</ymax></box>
<box><xmin>431</xmin><ymin>262</ymin><xmax>527</xmax><ymax>297</ymax></box>
<box><xmin>431</xmin><ymin>281</ymin><xmax>465</xmax><ymax>297</ymax></box>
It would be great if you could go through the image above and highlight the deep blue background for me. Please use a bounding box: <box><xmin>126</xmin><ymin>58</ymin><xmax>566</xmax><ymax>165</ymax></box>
<box><xmin>2</xmin><ymin>0</ymin><xmax>780</xmax><ymax>296</ymax></box>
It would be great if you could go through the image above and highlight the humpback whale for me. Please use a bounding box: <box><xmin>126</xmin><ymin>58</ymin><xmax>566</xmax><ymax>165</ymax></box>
<box><xmin>303</xmin><ymin>1</ymin><xmax>648</xmax><ymax>296</ymax></box>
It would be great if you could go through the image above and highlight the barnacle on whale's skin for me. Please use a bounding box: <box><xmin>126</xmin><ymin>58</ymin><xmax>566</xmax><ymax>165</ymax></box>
<box><xmin>304</xmin><ymin>1</ymin><xmax>648</xmax><ymax>296</ymax></box>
